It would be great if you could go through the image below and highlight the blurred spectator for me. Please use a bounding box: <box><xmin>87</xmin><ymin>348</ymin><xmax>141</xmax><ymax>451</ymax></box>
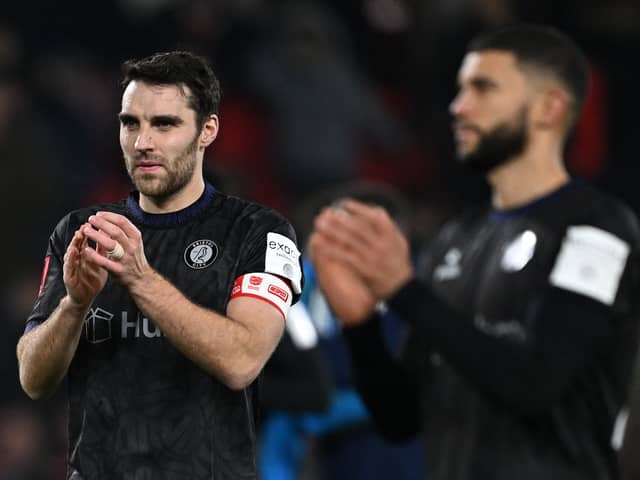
<box><xmin>31</xmin><ymin>47</ymin><xmax>119</xmax><ymax>207</ymax></box>
<box><xmin>0</xmin><ymin>26</ymin><xmax>72</xmax><ymax>292</ymax></box>
<box><xmin>0</xmin><ymin>273</ymin><xmax>68</xmax><ymax>479</ymax></box>
<box><xmin>260</xmin><ymin>181</ymin><xmax>427</xmax><ymax>480</ymax></box>
<box><xmin>246</xmin><ymin>1</ymin><xmax>411</xmax><ymax>207</ymax></box>
<box><xmin>258</xmin><ymin>302</ymin><xmax>332</xmax><ymax>480</ymax></box>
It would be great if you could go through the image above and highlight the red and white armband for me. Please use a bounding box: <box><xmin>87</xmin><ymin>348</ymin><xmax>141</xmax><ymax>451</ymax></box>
<box><xmin>230</xmin><ymin>273</ymin><xmax>293</xmax><ymax>320</ymax></box>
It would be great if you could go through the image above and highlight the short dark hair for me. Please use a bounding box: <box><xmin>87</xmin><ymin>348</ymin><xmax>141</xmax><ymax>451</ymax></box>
<box><xmin>468</xmin><ymin>24</ymin><xmax>589</xmax><ymax>128</ymax></box>
<box><xmin>121</xmin><ymin>51</ymin><xmax>221</xmax><ymax>127</ymax></box>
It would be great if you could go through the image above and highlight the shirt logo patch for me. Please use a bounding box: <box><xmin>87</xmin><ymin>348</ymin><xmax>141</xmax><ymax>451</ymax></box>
<box><xmin>501</xmin><ymin>230</ymin><xmax>537</xmax><ymax>272</ymax></box>
<box><xmin>184</xmin><ymin>239</ymin><xmax>218</xmax><ymax>269</ymax></box>
<box><xmin>268</xmin><ymin>284</ymin><xmax>290</xmax><ymax>302</ymax></box>
<box><xmin>549</xmin><ymin>225</ymin><xmax>629</xmax><ymax>305</ymax></box>
<box><xmin>265</xmin><ymin>232</ymin><xmax>302</xmax><ymax>294</ymax></box>
<box><xmin>434</xmin><ymin>248</ymin><xmax>462</xmax><ymax>281</ymax></box>
<box><xmin>84</xmin><ymin>307</ymin><xmax>113</xmax><ymax>344</ymax></box>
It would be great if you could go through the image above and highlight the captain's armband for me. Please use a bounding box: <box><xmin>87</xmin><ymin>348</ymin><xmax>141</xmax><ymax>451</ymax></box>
<box><xmin>230</xmin><ymin>273</ymin><xmax>293</xmax><ymax>320</ymax></box>
<box><xmin>549</xmin><ymin>225</ymin><xmax>630</xmax><ymax>306</ymax></box>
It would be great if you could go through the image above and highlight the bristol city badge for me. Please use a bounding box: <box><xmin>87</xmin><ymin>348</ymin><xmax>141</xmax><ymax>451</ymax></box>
<box><xmin>184</xmin><ymin>239</ymin><xmax>219</xmax><ymax>269</ymax></box>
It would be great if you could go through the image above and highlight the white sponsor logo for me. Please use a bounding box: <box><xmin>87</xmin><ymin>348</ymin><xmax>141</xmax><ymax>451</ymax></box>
<box><xmin>549</xmin><ymin>225</ymin><xmax>630</xmax><ymax>306</ymax></box>
<box><xmin>85</xmin><ymin>307</ymin><xmax>113</xmax><ymax>343</ymax></box>
<box><xmin>121</xmin><ymin>311</ymin><xmax>162</xmax><ymax>339</ymax></box>
<box><xmin>184</xmin><ymin>239</ymin><xmax>218</xmax><ymax>269</ymax></box>
<box><xmin>434</xmin><ymin>248</ymin><xmax>462</xmax><ymax>281</ymax></box>
<box><xmin>501</xmin><ymin>230</ymin><xmax>537</xmax><ymax>272</ymax></box>
<box><xmin>84</xmin><ymin>308</ymin><xmax>163</xmax><ymax>343</ymax></box>
<box><xmin>473</xmin><ymin>314</ymin><xmax>527</xmax><ymax>341</ymax></box>
<box><xmin>265</xmin><ymin>232</ymin><xmax>302</xmax><ymax>293</ymax></box>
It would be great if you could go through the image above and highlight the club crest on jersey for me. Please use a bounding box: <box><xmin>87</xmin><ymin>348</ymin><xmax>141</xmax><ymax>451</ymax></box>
<box><xmin>184</xmin><ymin>239</ymin><xmax>218</xmax><ymax>269</ymax></box>
<box><xmin>501</xmin><ymin>230</ymin><xmax>537</xmax><ymax>272</ymax></box>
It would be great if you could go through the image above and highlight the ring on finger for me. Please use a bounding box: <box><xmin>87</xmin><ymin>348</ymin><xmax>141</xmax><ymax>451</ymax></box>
<box><xmin>106</xmin><ymin>241</ymin><xmax>125</xmax><ymax>261</ymax></box>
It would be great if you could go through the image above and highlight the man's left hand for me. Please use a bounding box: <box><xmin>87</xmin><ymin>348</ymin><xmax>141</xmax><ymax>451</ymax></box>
<box><xmin>81</xmin><ymin>211</ymin><xmax>151</xmax><ymax>287</ymax></box>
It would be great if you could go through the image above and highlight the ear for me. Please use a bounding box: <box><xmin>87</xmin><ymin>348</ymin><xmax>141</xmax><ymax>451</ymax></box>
<box><xmin>199</xmin><ymin>114</ymin><xmax>219</xmax><ymax>148</ymax></box>
<box><xmin>532</xmin><ymin>88</ymin><xmax>568</xmax><ymax>130</ymax></box>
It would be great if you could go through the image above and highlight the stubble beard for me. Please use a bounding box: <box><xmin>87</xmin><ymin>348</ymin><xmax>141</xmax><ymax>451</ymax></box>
<box><xmin>125</xmin><ymin>136</ymin><xmax>199</xmax><ymax>200</ymax></box>
<box><xmin>456</xmin><ymin>106</ymin><xmax>528</xmax><ymax>175</ymax></box>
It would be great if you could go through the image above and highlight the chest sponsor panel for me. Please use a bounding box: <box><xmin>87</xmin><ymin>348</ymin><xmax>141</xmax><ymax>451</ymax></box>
<box><xmin>84</xmin><ymin>308</ymin><xmax>163</xmax><ymax>343</ymax></box>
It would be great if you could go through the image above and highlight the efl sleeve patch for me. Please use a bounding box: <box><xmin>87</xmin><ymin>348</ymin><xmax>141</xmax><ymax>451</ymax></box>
<box><xmin>230</xmin><ymin>273</ymin><xmax>293</xmax><ymax>320</ymax></box>
<box><xmin>549</xmin><ymin>225</ymin><xmax>630</xmax><ymax>306</ymax></box>
<box><xmin>265</xmin><ymin>232</ymin><xmax>302</xmax><ymax>294</ymax></box>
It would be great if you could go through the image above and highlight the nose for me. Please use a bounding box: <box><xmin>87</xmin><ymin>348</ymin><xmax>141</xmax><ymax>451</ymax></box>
<box><xmin>449</xmin><ymin>89</ymin><xmax>471</xmax><ymax>118</ymax></box>
<box><xmin>134</xmin><ymin>126</ymin><xmax>154</xmax><ymax>152</ymax></box>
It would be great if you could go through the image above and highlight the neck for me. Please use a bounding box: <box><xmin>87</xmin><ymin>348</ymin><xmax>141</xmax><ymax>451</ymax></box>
<box><xmin>139</xmin><ymin>176</ymin><xmax>206</xmax><ymax>214</ymax></box>
<box><xmin>487</xmin><ymin>139</ymin><xmax>569</xmax><ymax>210</ymax></box>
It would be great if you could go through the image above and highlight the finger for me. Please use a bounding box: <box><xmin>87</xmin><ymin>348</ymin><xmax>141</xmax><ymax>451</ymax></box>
<box><xmin>308</xmin><ymin>232</ymin><xmax>332</xmax><ymax>261</ymax></box>
<box><xmin>338</xmin><ymin>199</ymin><xmax>380</xmax><ymax>217</ymax></box>
<box><xmin>65</xmin><ymin>228</ymin><xmax>87</xmax><ymax>267</ymax></box>
<box><xmin>332</xmin><ymin>202</ymin><xmax>407</xmax><ymax>258</ymax></box>
<box><xmin>314</xmin><ymin>209</ymin><xmax>376</xmax><ymax>252</ymax></box>
<box><xmin>88</xmin><ymin>215</ymin><xmax>129</xmax><ymax>246</ymax></box>
<box><xmin>332</xmin><ymin>202</ymin><xmax>387</xmax><ymax>239</ymax></box>
<box><xmin>82</xmin><ymin>245</ymin><xmax>124</xmax><ymax>273</ymax></box>
<box><xmin>313</xmin><ymin>214</ymin><xmax>380</xmax><ymax>269</ymax></box>
<box><xmin>80</xmin><ymin>230</ymin><xmax>89</xmax><ymax>250</ymax></box>
<box><xmin>85</xmin><ymin>215</ymin><xmax>118</xmax><ymax>255</ymax></box>
<box><xmin>339</xmin><ymin>199</ymin><xmax>396</xmax><ymax>232</ymax></box>
<box><xmin>65</xmin><ymin>238</ymin><xmax>77</xmax><ymax>264</ymax></box>
<box><xmin>309</xmin><ymin>231</ymin><xmax>364</xmax><ymax>274</ymax></box>
<box><xmin>64</xmin><ymin>245</ymin><xmax>79</xmax><ymax>275</ymax></box>
<box><xmin>82</xmin><ymin>224</ymin><xmax>122</xmax><ymax>254</ymax></box>
<box><xmin>65</xmin><ymin>244</ymin><xmax>87</xmax><ymax>287</ymax></box>
<box><xmin>68</xmin><ymin>228</ymin><xmax>85</xmax><ymax>252</ymax></box>
<box><xmin>94</xmin><ymin>211</ymin><xmax>141</xmax><ymax>240</ymax></box>
<box><xmin>80</xmin><ymin>247</ymin><xmax>105</xmax><ymax>272</ymax></box>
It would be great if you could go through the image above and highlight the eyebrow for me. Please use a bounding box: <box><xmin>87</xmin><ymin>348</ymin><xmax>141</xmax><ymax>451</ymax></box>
<box><xmin>151</xmin><ymin>115</ymin><xmax>184</xmax><ymax>126</ymax></box>
<box><xmin>466</xmin><ymin>76</ymin><xmax>499</xmax><ymax>90</ymax></box>
<box><xmin>118</xmin><ymin>113</ymin><xmax>137</xmax><ymax>123</ymax></box>
<box><xmin>117</xmin><ymin>113</ymin><xmax>185</xmax><ymax>126</ymax></box>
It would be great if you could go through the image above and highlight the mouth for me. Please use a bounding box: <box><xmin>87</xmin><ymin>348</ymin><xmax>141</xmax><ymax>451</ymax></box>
<box><xmin>452</xmin><ymin>122</ymin><xmax>481</xmax><ymax>143</ymax></box>
<box><xmin>135</xmin><ymin>162</ymin><xmax>163</xmax><ymax>173</ymax></box>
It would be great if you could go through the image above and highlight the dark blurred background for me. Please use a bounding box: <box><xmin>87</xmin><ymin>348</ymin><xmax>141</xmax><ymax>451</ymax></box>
<box><xmin>1</xmin><ymin>0</ymin><xmax>639</xmax><ymax>478</ymax></box>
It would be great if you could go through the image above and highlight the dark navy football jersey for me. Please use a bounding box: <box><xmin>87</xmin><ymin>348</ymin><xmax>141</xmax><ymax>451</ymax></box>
<box><xmin>412</xmin><ymin>181</ymin><xmax>640</xmax><ymax>479</ymax></box>
<box><xmin>27</xmin><ymin>183</ymin><xmax>303</xmax><ymax>480</ymax></box>
<box><xmin>346</xmin><ymin>180</ymin><xmax>640</xmax><ymax>480</ymax></box>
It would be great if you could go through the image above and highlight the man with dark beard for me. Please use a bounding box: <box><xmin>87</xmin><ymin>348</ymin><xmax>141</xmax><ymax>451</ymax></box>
<box><xmin>16</xmin><ymin>51</ymin><xmax>303</xmax><ymax>480</ymax></box>
<box><xmin>308</xmin><ymin>24</ymin><xmax>640</xmax><ymax>480</ymax></box>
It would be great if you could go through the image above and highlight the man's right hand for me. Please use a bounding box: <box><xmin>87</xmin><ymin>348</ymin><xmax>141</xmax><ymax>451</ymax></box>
<box><xmin>63</xmin><ymin>225</ymin><xmax>107</xmax><ymax>308</ymax></box>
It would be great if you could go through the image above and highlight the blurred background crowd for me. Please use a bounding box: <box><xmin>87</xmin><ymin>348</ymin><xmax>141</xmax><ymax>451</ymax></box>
<box><xmin>1</xmin><ymin>0</ymin><xmax>639</xmax><ymax>478</ymax></box>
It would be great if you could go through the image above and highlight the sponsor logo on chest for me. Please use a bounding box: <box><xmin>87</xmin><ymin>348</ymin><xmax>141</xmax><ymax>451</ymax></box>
<box><xmin>84</xmin><ymin>308</ymin><xmax>163</xmax><ymax>343</ymax></box>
